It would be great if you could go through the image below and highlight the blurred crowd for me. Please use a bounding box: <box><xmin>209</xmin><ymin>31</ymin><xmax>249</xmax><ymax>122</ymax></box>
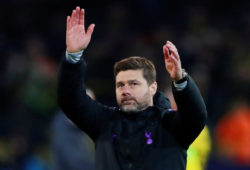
<box><xmin>0</xmin><ymin>0</ymin><xmax>250</xmax><ymax>169</ymax></box>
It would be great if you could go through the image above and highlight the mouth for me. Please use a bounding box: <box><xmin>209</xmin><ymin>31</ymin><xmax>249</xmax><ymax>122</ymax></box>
<box><xmin>121</xmin><ymin>98</ymin><xmax>136</xmax><ymax>104</ymax></box>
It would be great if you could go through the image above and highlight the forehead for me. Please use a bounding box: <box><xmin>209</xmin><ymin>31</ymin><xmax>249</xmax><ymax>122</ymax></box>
<box><xmin>116</xmin><ymin>69</ymin><xmax>145</xmax><ymax>82</ymax></box>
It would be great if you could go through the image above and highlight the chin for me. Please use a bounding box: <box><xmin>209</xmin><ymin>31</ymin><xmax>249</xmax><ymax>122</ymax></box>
<box><xmin>121</xmin><ymin>105</ymin><xmax>139</xmax><ymax>113</ymax></box>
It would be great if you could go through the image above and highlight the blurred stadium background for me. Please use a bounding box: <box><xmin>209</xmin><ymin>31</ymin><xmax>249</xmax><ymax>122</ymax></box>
<box><xmin>0</xmin><ymin>0</ymin><xmax>250</xmax><ymax>169</ymax></box>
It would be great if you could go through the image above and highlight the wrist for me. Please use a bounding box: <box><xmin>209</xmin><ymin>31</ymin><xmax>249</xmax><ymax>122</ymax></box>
<box><xmin>65</xmin><ymin>50</ymin><xmax>84</xmax><ymax>64</ymax></box>
<box><xmin>66</xmin><ymin>49</ymin><xmax>84</xmax><ymax>54</ymax></box>
<box><xmin>174</xmin><ymin>69</ymin><xmax>188</xmax><ymax>84</ymax></box>
<box><xmin>66</xmin><ymin>49</ymin><xmax>83</xmax><ymax>53</ymax></box>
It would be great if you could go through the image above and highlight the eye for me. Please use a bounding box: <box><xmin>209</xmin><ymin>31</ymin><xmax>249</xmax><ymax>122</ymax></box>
<box><xmin>130</xmin><ymin>82</ymin><xmax>138</xmax><ymax>87</ymax></box>
<box><xmin>116</xmin><ymin>83</ymin><xmax>124</xmax><ymax>88</ymax></box>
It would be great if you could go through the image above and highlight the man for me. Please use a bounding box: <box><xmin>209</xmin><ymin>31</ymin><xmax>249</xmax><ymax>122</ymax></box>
<box><xmin>58</xmin><ymin>6</ymin><xmax>207</xmax><ymax>170</ymax></box>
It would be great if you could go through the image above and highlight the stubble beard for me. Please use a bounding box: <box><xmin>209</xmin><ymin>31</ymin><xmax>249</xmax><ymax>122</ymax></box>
<box><xmin>119</xmin><ymin>91</ymin><xmax>152</xmax><ymax>113</ymax></box>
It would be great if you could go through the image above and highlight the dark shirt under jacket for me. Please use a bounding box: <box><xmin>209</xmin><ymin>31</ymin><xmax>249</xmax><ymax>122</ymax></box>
<box><xmin>58</xmin><ymin>58</ymin><xmax>207</xmax><ymax>170</ymax></box>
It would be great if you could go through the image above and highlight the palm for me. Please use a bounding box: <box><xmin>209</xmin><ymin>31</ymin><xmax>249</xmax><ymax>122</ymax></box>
<box><xmin>165</xmin><ymin>60</ymin><xmax>178</xmax><ymax>78</ymax></box>
<box><xmin>163</xmin><ymin>41</ymin><xmax>183</xmax><ymax>81</ymax></box>
<box><xmin>67</xmin><ymin>25</ymin><xmax>90</xmax><ymax>52</ymax></box>
<box><xmin>66</xmin><ymin>7</ymin><xmax>95</xmax><ymax>53</ymax></box>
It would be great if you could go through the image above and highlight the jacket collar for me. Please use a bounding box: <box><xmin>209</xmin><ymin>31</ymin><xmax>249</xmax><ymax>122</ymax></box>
<box><xmin>153</xmin><ymin>91</ymin><xmax>171</xmax><ymax>117</ymax></box>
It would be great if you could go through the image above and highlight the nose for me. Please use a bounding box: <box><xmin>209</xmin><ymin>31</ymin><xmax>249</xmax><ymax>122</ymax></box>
<box><xmin>121</xmin><ymin>86</ymin><xmax>131</xmax><ymax>96</ymax></box>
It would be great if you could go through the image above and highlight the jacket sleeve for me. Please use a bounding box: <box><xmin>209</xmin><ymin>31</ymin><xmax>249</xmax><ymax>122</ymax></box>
<box><xmin>57</xmin><ymin>58</ymin><xmax>113</xmax><ymax>141</ymax></box>
<box><xmin>163</xmin><ymin>76</ymin><xmax>207</xmax><ymax>149</ymax></box>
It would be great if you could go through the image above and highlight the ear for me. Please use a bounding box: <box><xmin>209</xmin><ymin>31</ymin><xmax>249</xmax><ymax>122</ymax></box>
<box><xmin>149</xmin><ymin>81</ymin><xmax>157</xmax><ymax>96</ymax></box>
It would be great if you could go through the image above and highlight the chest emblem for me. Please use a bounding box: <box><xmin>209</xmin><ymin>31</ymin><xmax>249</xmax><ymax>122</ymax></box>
<box><xmin>145</xmin><ymin>131</ymin><xmax>153</xmax><ymax>145</ymax></box>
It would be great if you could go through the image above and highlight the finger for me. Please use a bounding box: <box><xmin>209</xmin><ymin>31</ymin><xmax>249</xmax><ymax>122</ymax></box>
<box><xmin>79</xmin><ymin>9</ymin><xmax>84</xmax><ymax>25</ymax></box>
<box><xmin>164</xmin><ymin>45</ymin><xmax>173</xmax><ymax>61</ymax></box>
<box><xmin>71</xmin><ymin>10</ymin><xmax>77</xmax><ymax>26</ymax></box>
<box><xmin>166</xmin><ymin>41</ymin><xmax>176</xmax><ymax>49</ymax></box>
<box><xmin>166</xmin><ymin>41</ymin><xmax>177</xmax><ymax>53</ymax></box>
<box><xmin>86</xmin><ymin>24</ymin><xmax>95</xmax><ymax>37</ymax></box>
<box><xmin>167</xmin><ymin>45</ymin><xmax>179</xmax><ymax>61</ymax></box>
<box><xmin>169</xmin><ymin>54</ymin><xmax>178</xmax><ymax>66</ymax></box>
<box><xmin>167</xmin><ymin>40</ymin><xmax>176</xmax><ymax>48</ymax></box>
<box><xmin>164</xmin><ymin>46</ymin><xmax>177</xmax><ymax>63</ymax></box>
<box><xmin>166</xmin><ymin>45</ymin><xmax>172</xmax><ymax>55</ymax></box>
<box><xmin>163</xmin><ymin>45</ymin><xmax>169</xmax><ymax>59</ymax></box>
<box><xmin>165</xmin><ymin>50</ymin><xmax>178</xmax><ymax>67</ymax></box>
<box><xmin>75</xmin><ymin>6</ymin><xmax>80</xmax><ymax>26</ymax></box>
<box><xmin>79</xmin><ymin>9</ymin><xmax>85</xmax><ymax>31</ymax></box>
<box><xmin>66</xmin><ymin>16</ymin><xmax>71</xmax><ymax>31</ymax></box>
<box><xmin>166</xmin><ymin>45</ymin><xmax>177</xmax><ymax>54</ymax></box>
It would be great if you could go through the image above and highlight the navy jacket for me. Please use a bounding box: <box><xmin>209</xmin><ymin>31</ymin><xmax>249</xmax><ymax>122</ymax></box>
<box><xmin>58</xmin><ymin>58</ymin><xmax>207</xmax><ymax>170</ymax></box>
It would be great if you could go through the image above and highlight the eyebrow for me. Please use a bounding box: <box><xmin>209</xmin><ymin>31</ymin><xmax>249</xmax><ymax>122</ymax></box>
<box><xmin>128</xmin><ymin>80</ymin><xmax>140</xmax><ymax>83</ymax></box>
<box><xmin>116</xmin><ymin>79</ymin><xmax>139</xmax><ymax>83</ymax></box>
<box><xmin>117</xmin><ymin>80</ymin><xmax>142</xmax><ymax>87</ymax></box>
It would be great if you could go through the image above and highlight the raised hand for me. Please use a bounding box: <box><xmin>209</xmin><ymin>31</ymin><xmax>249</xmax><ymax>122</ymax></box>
<box><xmin>163</xmin><ymin>41</ymin><xmax>183</xmax><ymax>81</ymax></box>
<box><xmin>66</xmin><ymin>6</ymin><xmax>95</xmax><ymax>53</ymax></box>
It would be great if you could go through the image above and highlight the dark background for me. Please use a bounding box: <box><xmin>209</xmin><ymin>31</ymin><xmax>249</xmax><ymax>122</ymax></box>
<box><xmin>0</xmin><ymin>0</ymin><xmax>250</xmax><ymax>169</ymax></box>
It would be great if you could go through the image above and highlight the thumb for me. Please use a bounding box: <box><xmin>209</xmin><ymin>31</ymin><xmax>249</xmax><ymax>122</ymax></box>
<box><xmin>86</xmin><ymin>24</ymin><xmax>95</xmax><ymax>37</ymax></box>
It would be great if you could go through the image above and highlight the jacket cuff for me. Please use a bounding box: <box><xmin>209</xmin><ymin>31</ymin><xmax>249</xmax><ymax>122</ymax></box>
<box><xmin>65</xmin><ymin>50</ymin><xmax>84</xmax><ymax>64</ymax></box>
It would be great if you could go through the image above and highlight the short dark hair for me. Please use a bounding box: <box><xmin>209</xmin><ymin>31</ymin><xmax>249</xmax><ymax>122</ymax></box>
<box><xmin>113</xmin><ymin>56</ymin><xmax>156</xmax><ymax>85</ymax></box>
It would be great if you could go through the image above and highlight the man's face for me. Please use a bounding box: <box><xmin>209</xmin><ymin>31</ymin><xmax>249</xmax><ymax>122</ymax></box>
<box><xmin>115</xmin><ymin>69</ymin><xmax>157</xmax><ymax>112</ymax></box>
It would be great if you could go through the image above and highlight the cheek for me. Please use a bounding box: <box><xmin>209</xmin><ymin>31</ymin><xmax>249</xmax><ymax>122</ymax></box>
<box><xmin>115</xmin><ymin>89</ymin><xmax>121</xmax><ymax>100</ymax></box>
<box><xmin>134</xmin><ymin>88</ymin><xmax>149</xmax><ymax>98</ymax></box>
<box><xmin>149</xmin><ymin>88</ymin><xmax>155</xmax><ymax>96</ymax></box>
